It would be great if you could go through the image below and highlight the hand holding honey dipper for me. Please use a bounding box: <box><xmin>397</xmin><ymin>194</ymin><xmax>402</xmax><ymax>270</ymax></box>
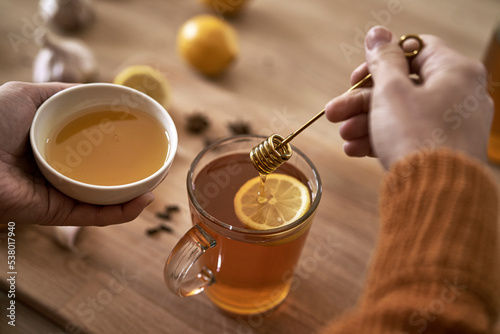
<box><xmin>251</xmin><ymin>25</ymin><xmax>492</xmax><ymax>172</ymax></box>
<box><xmin>325</xmin><ymin>26</ymin><xmax>492</xmax><ymax>169</ymax></box>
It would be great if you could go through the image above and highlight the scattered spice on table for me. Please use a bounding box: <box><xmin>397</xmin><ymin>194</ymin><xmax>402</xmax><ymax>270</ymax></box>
<box><xmin>228</xmin><ymin>121</ymin><xmax>252</xmax><ymax>135</ymax></box>
<box><xmin>146</xmin><ymin>223</ymin><xmax>173</xmax><ymax>235</ymax></box>
<box><xmin>166</xmin><ymin>204</ymin><xmax>180</xmax><ymax>213</ymax></box>
<box><xmin>160</xmin><ymin>224</ymin><xmax>173</xmax><ymax>233</ymax></box>
<box><xmin>204</xmin><ymin>136</ymin><xmax>217</xmax><ymax>147</ymax></box>
<box><xmin>146</xmin><ymin>226</ymin><xmax>161</xmax><ymax>235</ymax></box>
<box><xmin>147</xmin><ymin>205</ymin><xmax>180</xmax><ymax>236</ymax></box>
<box><xmin>186</xmin><ymin>113</ymin><xmax>210</xmax><ymax>134</ymax></box>
<box><xmin>156</xmin><ymin>212</ymin><xmax>171</xmax><ymax>220</ymax></box>
<box><xmin>156</xmin><ymin>204</ymin><xmax>180</xmax><ymax>221</ymax></box>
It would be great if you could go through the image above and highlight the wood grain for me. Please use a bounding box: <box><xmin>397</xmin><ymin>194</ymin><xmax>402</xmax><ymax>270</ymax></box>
<box><xmin>1</xmin><ymin>0</ymin><xmax>500</xmax><ymax>333</ymax></box>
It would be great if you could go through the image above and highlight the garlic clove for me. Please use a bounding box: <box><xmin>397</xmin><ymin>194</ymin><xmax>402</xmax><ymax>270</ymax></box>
<box><xmin>53</xmin><ymin>226</ymin><xmax>85</xmax><ymax>255</ymax></box>
<box><xmin>39</xmin><ymin>0</ymin><xmax>95</xmax><ymax>32</ymax></box>
<box><xmin>33</xmin><ymin>28</ymin><xmax>98</xmax><ymax>83</ymax></box>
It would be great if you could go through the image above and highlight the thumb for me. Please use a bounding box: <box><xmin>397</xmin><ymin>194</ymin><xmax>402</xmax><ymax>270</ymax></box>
<box><xmin>365</xmin><ymin>26</ymin><xmax>410</xmax><ymax>87</ymax></box>
<box><xmin>30</xmin><ymin>82</ymin><xmax>77</xmax><ymax>107</ymax></box>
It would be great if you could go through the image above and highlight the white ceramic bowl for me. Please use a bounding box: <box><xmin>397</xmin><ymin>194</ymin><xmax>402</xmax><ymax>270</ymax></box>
<box><xmin>30</xmin><ymin>83</ymin><xmax>178</xmax><ymax>205</ymax></box>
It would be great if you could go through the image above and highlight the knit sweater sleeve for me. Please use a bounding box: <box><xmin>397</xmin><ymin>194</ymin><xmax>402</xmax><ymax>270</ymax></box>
<box><xmin>321</xmin><ymin>149</ymin><xmax>499</xmax><ymax>334</ymax></box>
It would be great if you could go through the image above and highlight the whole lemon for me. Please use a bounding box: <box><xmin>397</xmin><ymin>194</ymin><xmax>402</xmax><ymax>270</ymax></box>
<box><xmin>199</xmin><ymin>0</ymin><xmax>249</xmax><ymax>16</ymax></box>
<box><xmin>177</xmin><ymin>15</ymin><xmax>239</xmax><ymax>77</ymax></box>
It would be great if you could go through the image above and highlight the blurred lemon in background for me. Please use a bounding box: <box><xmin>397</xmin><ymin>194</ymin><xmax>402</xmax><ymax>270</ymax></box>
<box><xmin>199</xmin><ymin>0</ymin><xmax>249</xmax><ymax>16</ymax></box>
<box><xmin>177</xmin><ymin>15</ymin><xmax>239</xmax><ymax>77</ymax></box>
<box><xmin>113</xmin><ymin>65</ymin><xmax>171</xmax><ymax>107</ymax></box>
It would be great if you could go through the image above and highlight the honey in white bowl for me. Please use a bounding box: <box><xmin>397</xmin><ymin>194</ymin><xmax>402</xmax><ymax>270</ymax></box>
<box><xmin>45</xmin><ymin>107</ymin><xmax>169</xmax><ymax>186</ymax></box>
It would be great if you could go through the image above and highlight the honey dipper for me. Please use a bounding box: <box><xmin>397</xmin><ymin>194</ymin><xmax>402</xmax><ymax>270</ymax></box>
<box><xmin>250</xmin><ymin>34</ymin><xmax>424</xmax><ymax>174</ymax></box>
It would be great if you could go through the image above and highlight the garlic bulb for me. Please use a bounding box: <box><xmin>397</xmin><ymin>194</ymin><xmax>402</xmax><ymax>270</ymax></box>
<box><xmin>53</xmin><ymin>226</ymin><xmax>84</xmax><ymax>255</ymax></box>
<box><xmin>39</xmin><ymin>0</ymin><xmax>94</xmax><ymax>32</ymax></box>
<box><xmin>33</xmin><ymin>29</ymin><xmax>98</xmax><ymax>83</ymax></box>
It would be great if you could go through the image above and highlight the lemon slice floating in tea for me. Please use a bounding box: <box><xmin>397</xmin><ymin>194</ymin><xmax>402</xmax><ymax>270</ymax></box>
<box><xmin>234</xmin><ymin>174</ymin><xmax>311</xmax><ymax>230</ymax></box>
<box><xmin>113</xmin><ymin>65</ymin><xmax>170</xmax><ymax>107</ymax></box>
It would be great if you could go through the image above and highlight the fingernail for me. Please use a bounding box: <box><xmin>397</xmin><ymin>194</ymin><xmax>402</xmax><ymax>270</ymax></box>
<box><xmin>366</xmin><ymin>26</ymin><xmax>392</xmax><ymax>50</ymax></box>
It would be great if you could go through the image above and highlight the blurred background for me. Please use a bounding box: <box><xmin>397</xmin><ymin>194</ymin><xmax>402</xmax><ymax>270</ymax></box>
<box><xmin>1</xmin><ymin>1</ymin><xmax>500</xmax><ymax>333</ymax></box>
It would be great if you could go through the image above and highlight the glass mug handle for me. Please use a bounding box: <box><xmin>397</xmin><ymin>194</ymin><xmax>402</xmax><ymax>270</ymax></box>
<box><xmin>164</xmin><ymin>224</ymin><xmax>217</xmax><ymax>297</ymax></box>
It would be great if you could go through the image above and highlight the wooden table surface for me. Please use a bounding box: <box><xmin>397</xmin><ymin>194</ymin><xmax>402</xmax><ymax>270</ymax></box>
<box><xmin>2</xmin><ymin>0</ymin><xmax>500</xmax><ymax>333</ymax></box>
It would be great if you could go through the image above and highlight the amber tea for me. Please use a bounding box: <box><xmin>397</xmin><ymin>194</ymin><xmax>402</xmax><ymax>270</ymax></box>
<box><xmin>45</xmin><ymin>107</ymin><xmax>169</xmax><ymax>186</ymax></box>
<box><xmin>192</xmin><ymin>153</ymin><xmax>313</xmax><ymax>315</ymax></box>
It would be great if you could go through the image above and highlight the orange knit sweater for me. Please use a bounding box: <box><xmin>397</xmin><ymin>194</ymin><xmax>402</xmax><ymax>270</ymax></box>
<box><xmin>322</xmin><ymin>149</ymin><xmax>499</xmax><ymax>333</ymax></box>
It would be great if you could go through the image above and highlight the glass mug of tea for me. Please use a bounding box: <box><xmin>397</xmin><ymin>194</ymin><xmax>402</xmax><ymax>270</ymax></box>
<box><xmin>30</xmin><ymin>83</ymin><xmax>178</xmax><ymax>205</ymax></box>
<box><xmin>164</xmin><ymin>135</ymin><xmax>321</xmax><ymax>315</ymax></box>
